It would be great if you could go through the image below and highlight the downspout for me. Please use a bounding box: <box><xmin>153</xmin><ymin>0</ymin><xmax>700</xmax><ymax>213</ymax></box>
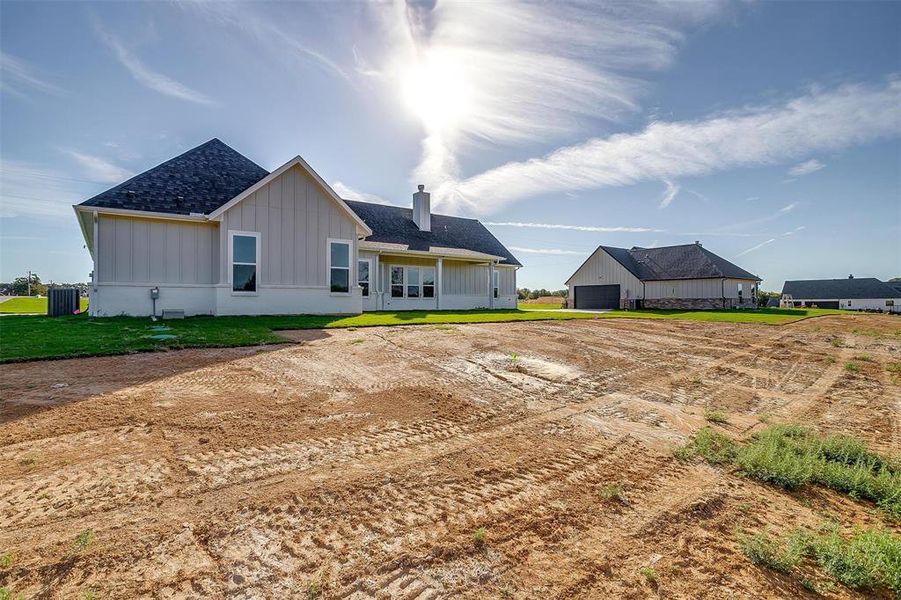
<box><xmin>92</xmin><ymin>211</ymin><xmax>99</xmax><ymax>317</ymax></box>
<box><xmin>436</xmin><ymin>257</ymin><xmax>443</xmax><ymax>310</ymax></box>
<box><xmin>722</xmin><ymin>278</ymin><xmax>726</xmax><ymax>309</ymax></box>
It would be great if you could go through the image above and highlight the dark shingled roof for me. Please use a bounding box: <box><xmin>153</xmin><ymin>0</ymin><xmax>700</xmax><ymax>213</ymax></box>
<box><xmin>781</xmin><ymin>278</ymin><xmax>901</xmax><ymax>300</ymax></box>
<box><xmin>599</xmin><ymin>243</ymin><xmax>759</xmax><ymax>281</ymax></box>
<box><xmin>344</xmin><ymin>200</ymin><xmax>521</xmax><ymax>266</ymax></box>
<box><xmin>80</xmin><ymin>138</ymin><xmax>269</xmax><ymax>215</ymax></box>
<box><xmin>78</xmin><ymin>139</ymin><xmax>520</xmax><ymax>265</ymax></box>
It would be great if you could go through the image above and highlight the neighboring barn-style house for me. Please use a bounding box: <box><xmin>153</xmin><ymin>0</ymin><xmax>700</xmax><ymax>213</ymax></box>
<box><xmin>73</xmin><ymin>139</ymin><xmax>520</xmax><ymax>317</ymax></box>
<box><xmin>780</xmin><ymin>277</ymin><xmax>901</xmax><ymax>313</ymax></box>
<box><xmin>565</xmin><ymin>242</ymin><xmax>760</xmax><ymax>310</ymax></box>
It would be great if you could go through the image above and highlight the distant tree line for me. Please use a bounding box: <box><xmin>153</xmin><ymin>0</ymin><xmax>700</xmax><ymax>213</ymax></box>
<box><xmin>517</xmin><ymin>288</ymin><xmax>568</xmax><ymax>300</ymax></box>
<box><xmin>0</xmin><ymin>274</ymin><xmax>88</xmax><ymax>297</ymax></box>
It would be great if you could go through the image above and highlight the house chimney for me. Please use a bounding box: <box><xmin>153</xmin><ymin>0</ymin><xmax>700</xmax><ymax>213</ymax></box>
<box><xmin>695</xmin><ymin>240</ymin><xmax>701</xmax><ymax>246</ymax></box>
<box><xmin>848</xmin><ymin>274</ymin><xmax>854</xmax><ymax>279</ymax></box>
<box><xmin>413</xmin><ymin>184</ymin><xmax>431</xmax><ymax>232</ymax></box>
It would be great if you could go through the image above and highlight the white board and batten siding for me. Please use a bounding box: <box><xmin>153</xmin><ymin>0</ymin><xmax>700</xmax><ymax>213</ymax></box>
<box><xmin>354</xmin><ymin>255</ymin><xmax>517</xmax><ymax>311</ymax></box>
<box><xmin>215</xmin><ymin>164</ymin><xmax>361</xmax><ymax>315</ymax></box>
<box><xmin>565</xmin><ymin>248</ymin><xmax>642</xmax><ymax>302</ymax></box>
<box><xmin>92</xmin><ymin>214</ymin><xmax>219</xmax><ymax>316</ymax></box>
<box><xmin>644</xmin><ymin>278</ymin><xmax>754</xmax><ymax>300</ymax></box>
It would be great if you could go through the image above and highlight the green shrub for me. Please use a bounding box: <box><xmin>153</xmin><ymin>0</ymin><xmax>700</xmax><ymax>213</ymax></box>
<box><xmin>599</xmin><ymin>482</ymin><xmax>625</xmax><ymax>502</ymax></box>
<box><xmin>809</xmin><ymin>528</ymin><xmax>900</xmax><ymax>594</ymax></box>
<box><xmin>679</xmin><ymin>425</ymin><xmax>901</xmax><ymax>519</ymax></box>
<box><xmin>704</xmin><ymin>409</ymin><xmax>729</xmax><ymax>424</ymax></box>
<box><xmin>674</xmin><ymin>427</ymin><xmax>736</xmax><ymax>464</ymax></box>
<box><xmin>737</xmin><ymin>529</ymin><xmax>804</xmax><ymax>573</ymax></box>
<box><xmin>639</xmin><ymin>566</ymin><xmax>657</xmax><ymax>583</ymax></box>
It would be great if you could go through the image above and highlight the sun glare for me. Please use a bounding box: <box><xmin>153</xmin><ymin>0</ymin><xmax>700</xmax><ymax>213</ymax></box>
<box><xmin>402</xmin><ymin>50</ymin><xmax>472</xmax><ymax>131</ymax></box>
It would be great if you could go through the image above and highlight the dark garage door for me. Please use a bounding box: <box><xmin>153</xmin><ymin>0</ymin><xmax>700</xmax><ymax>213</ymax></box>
<box><xmin>574</xmin><ymin>284</ymin><xmax>620</xmax><ymax>309</ymax></box>
<box><xmin>807</xmin><ymin>300</ymin><xmax>839</xmax><ymax>309</ymax></box>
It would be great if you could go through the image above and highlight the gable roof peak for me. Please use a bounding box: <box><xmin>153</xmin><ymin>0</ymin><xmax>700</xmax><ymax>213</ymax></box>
<box><xmin>79</xmin><ymin>137</ymin><xmax>269</xmax><ymax>216</ymax></box>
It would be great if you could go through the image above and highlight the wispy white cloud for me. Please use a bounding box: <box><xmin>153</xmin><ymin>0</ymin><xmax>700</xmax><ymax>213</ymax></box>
<box><xmin>0</xmin><ymin>51</ymin><xmax>66</xmax><ymax>98</ymax></box>
<box><xmin>95</xmin><ymin>23</ymin><xmax>214</xmax><ymax>105</ymax></box>
<box><xmin>61</xmin><ymin>150</ymin><xmax>133</xmax><ymax>184</ymax></box>
<box><xmin>332</xmin><ymin>181</ymin><xmax>399</xmax><ymax>206</ymax></box>
<box><xmin>508</xmin><ymin>246</ymin><xmax>585</xmax><ymax>256</ymax></box>
<box><xmin>484</xmin><ymin>221</ymin><xmax>662</xmax><ymax>233</ymax></box>
<box><xmin>364</xmin><ymin>1</ymin><xmax>723</xmax><ymax>192</ymax></box>
<box><xmin>180</xmin><ymin>2</ymin><xmax>351</xmax><ymax>83</ymax></box>
<box><xmin>735</xmin><ymin>224</ymin><xmax>807</xmax><ymax>256</ymax></box>
<box><xmin>787</xmin><ymin>159</ymin><xmax>825</xmax><ymax>177</ymax></box>
<box><xmin>658</xmin><ymin>179</ymin><xmax>680</xmax><ymax>208</ymax></box>
<box><xmin>0</xmin><ymin>160</ymin><xmax>92</xmax><ymax>218</ymax></box>
<box><xmin>736</xmin><ymin>238</ymin><xmax>776</xmax><ymax>257</ymax></box>
<box><xmin>442</xmin><ymin>79</ymin><xmax>900</xmax><ymax>214</ymax></box>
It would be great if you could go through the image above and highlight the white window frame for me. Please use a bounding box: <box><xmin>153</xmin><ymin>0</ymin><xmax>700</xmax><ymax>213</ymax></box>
<box><xmin>389</xmin><ymin>265</ymin><xmax>439</xmax><ymax>299</ymax></box>
<box><xmin>358</xmin><ymin>258</ymin><xmax>372</xmax><ymax>298</ymax></box>
<box><xmin>327</xmin><ymin>238</ymin><xmax>353</xmax><ymax>296</ymax></box>
<box><xmin>228</xmin><ymin>230</ymin><xmax>261</xmax><ymax>296</ymax></box>
<box><xmin>422</xmin><ymin>266</ymin><xmax>436</xmax><ymax>299</ymax></box>
<box><xmin>390</xmin><ymin>265</ymin><xmax>405</xmax><ymax>298</ymax></box>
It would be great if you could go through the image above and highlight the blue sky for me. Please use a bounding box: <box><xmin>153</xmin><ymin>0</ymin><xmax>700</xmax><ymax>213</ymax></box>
<box><xmin>1</xmin><ymin>0</ymin><xmax>899</xmax><ymax>290</ymax></box>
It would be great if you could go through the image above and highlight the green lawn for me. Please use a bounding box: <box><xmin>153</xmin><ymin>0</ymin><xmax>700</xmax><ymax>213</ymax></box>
<box><xmin>0</xmin><ymin>307</ymin><xmax>844</xmax><ymax>363</ymax></box>
<box><xmin>518</xmin><ymin>302</ymin><xmax>563</xmax><ymax>310</ymax></box>
<box><xmin>0</xmin><ymin>296</ymin><xmax>89</xmax><ymax>314</ymax></box>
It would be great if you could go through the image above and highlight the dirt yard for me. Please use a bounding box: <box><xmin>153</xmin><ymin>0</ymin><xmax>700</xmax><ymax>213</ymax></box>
<box><xmin>2</xmin><ymin>315</ymin><xmax>899</xmax><ymax>598</ymax></box>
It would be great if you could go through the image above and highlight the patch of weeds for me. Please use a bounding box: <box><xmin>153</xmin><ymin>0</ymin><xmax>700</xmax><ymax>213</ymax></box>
<box><xmin>81</xmin><ymin>591</ymin><xmax>97</xmax><ymax>600</ymax></box>
<box><xmin>306</xmin><ymin>581</ymin><xmax>321</xmax><ymax>600</ymax></box>
<box><xmin>737</xmin><ymin>528</ymin><xmax>804</xmax><ymax>574</ymax></box>
<box><xmin>757</xmin><ymin>413</ymin><xmax>772</xmax><ymax>424</ymax></box>
<box><xmin>689</xmin><ymin>376</ymin><xmax>704</xmax><ymax>387</ymax></box>
<box><xmin>348</xmin><ymin>338</ymin><xmax>364</xmax><ymax>345</ymax></box>
<box><xmin>472</xmin><ymin>527</ymin><xmax>488</xmax><ymax>550</ymax></box>
<box><xmin>17</xmin><ymin>456</ymin><xmax>36</xmax><ymax>468</ymax></box>
<box><xmin>0</xmin><ymin>588</ymin><xmax>25</xmax><ymax>600</ymax></box>
<box><xmin>823</xmin><ymin>356</ymin><xmax>836</xmax><ymax>365</ymax></box>
<box><xmin>673</xmin><ymin>427</ymin><xmax>736</xmax><ymax>465</ymax></box>
<box><xmin>509</xmin><ymin>352</ymin><xmax>518</xmax><ymax>367</ymax></box>
<box><xmin>852</xmin><ymin>354</ymin><xmax>874</xmax><ymax>363</ymax></box>
<box><xmin>704</xmin><ymin>409</ymin><xmax>729</xmax><ymax>424</ymax></box>
<box><xmin>830</xmin><ymin>336</ymin><xmax>845</xmax><ymax>348</ymax></box>
<box><xmin>742</xmin><ymin>526</ymin><xmax>900</xmax><ymax>596</ymax></box>
<box><xmin>639</xmin><ymin>566</ymin><xmax>657</xmax><ymax>584</ymax></box>
<box><xmin>809</xmin><ymin>526</ymin><xmax>900</xmax><ymax>593</ymax></box>
<box><xmin>599</xmin><ymin>482</ymin><xmax>625</xmax><ymax>502</ymax></box>
<box><xmin>680</xmin><ymin>426</ymin><xmax>900</xmax><ymax>520</ymax></box>
<box><xmin>68</xmin><ymin>529</ymin><xmax>93</xmax><ymax>557</ymax></box>
<box><xmin>887</xmin><ymin>362</ymin><xmax>901</xmax><ymax>383</ymax></box>
<box><xmin>0</xmin><ymin>552</ymin><xmax>12</xmax><ymax>569</ymax></box>
<box><xmin>843</xmin><ymin>362</ymin><xmax>859</xmax><ymax>373</ymax></box>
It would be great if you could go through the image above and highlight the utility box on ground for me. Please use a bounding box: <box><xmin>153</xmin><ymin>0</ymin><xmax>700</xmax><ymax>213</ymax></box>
<box><xmin>47</xmin><ymin>288</ymin><xmax>80</xmax><ymax>317</ymax></box>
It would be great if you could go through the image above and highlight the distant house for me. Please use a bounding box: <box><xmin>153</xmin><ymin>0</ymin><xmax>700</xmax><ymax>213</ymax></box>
<box><xmin>73</xmin><ymin>138</ymin><xmax>520</xmax><ymax>317</ymax></box>
<box><xmin>780</xmin><ymin>277</ymin><xmax>901</xmax><ymax>313</ymax></box>
<box><xmin>564</xmin><ymin>242</ymin><xmax>760</xmax><ymax>310</ymax></box>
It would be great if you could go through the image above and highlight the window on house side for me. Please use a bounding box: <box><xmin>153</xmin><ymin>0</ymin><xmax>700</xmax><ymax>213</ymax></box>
<box><xmin>493</xmin><ymin>270</ymin><xmax>499</xmax><ymax>299</ymax></box>
<box><xmin>231</xmin><ymin>232</ymin><xmax>259</xmax><ymax>293</ymax></box>
<box><xmin>423</xmin><ymin>267</ymin><xmax>435</xmax><ymax>298</ymax></box>
<box><xmin>329</xmin><ymin>241</ymin><xmax>350</xmax><ymax>294</ymax></box>
<box><xmin>358</xmin><ymin>260</ymin><xmax>370</xmax><ymax>298</ymax></box>
<box><xmin>407</xmin><ymin>267</ymin><xmax>420</xmax><ymax>298</ymax></box>
<box><xmin>391</xmin><ymin>266</ymin><xmax>404</xmax><ymax>298</ymax></box>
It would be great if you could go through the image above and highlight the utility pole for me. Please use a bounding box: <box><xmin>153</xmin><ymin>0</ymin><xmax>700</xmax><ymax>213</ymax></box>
<box><xmin>27</xmin><ymin>270</ymin><xmax>31</xmax><ymax>296</ymax></box>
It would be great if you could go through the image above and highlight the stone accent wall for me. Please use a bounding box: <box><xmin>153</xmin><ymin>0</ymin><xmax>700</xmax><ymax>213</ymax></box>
<box><xmin>642</xmin><ymin>297</ymin><xmax>757</xmax><ymax>310</ymax></box>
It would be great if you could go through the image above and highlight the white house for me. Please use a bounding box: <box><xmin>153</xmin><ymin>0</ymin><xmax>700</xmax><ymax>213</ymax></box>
<box><xmin>73</xmin><ymin>139</ymin><xmax>520</xmax><ymax>317</ymax></box>
<box><xmin>565</xmin><ymin>243</ymin><xmax>760</xmax><ymax>310</ymax></box>
<box><xmin>781</xmin><ymin>277</ymin><xmax>901</xmax><ymax>313</ymax></box>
